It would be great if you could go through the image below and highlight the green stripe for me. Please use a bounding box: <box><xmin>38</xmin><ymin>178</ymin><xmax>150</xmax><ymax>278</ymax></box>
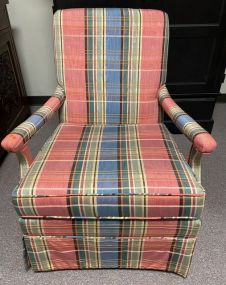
<box><xmin>86</xmin><ymin>9</ymin><xmax>94</xmax><ymax>123</ymax></box>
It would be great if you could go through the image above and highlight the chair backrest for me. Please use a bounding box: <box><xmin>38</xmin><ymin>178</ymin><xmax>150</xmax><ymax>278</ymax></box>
<box><xmin>54</xmin><ymin>8</ymin><xmax>169</xmax><ymax>124</ymax></box>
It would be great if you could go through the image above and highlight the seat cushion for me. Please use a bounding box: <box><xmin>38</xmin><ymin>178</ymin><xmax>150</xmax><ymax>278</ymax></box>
<box><xmin>13</xmin><ymin>123</ymin><xmax>205</xmax><ymax>218</ymax></box>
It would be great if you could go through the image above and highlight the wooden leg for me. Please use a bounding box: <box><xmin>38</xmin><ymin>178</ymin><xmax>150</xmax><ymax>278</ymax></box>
<box><xmin>188</xmin><ymin>145</ymin><xmax>202</xmax><ymax>183</ymax></box>
<box><xmin>16</xmin><ymin>144</ymin><xmax>33</xmax><ymax>179</ymax></box>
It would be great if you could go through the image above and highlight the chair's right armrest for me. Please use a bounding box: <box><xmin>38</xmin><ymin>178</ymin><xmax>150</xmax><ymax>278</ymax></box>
<box><xmin>1</xmin><ymin>85</ymin><xmax>65</xmax><ymax>153</ymax></box>
<box><xmin>158</xmin><ymin>85</ymin><xmax>217</xmax><ymax>154</ymax></box>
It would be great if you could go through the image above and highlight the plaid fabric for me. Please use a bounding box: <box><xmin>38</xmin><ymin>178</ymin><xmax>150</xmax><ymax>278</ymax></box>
<box><xmin>54</xmin><ymin>8</ymin><xmax>169</xmax><ymax>124</ymax></box>
<box><xmin>158</xmin><ymin>85</ymin><xmax>207</xmax><ymax>140</ymax></box>
<box><xmin>13</xmin><ymin>123</ymin><xmax>205</xmax><ymax>218</ymax></box>
<box><xmin>1</xmin><ymin>86</ymin><xmax>65</xmax><ymax>153</ymax></box>
<box><xmin>23</xmin><ymin>235</ymin><xmax>196</xmax><ymax>277</ymax></box>
<box><xmin>12</xmin><ymin>86</ymin><xmax>65</xmax><ymax>141</ymax></box>
<box><xmin>19</xmin><ymin>218</ymin><xmax>201</xmax><ymax>239</ymax></box>
<box><xmin>7</xmin><ymin>8</ymin><xmax>208</xmax><ymax>276</ymax></box>
<box><xmin>158</xmin><ymin>85</ymin><xmax>217</xmax><ymax>153</ymax></box>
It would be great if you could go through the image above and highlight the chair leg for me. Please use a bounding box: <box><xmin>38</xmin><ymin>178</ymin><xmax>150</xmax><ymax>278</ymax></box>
<box><xmin>22</xmin><ymin>237</ymin><xmax>31</xmax><ymax>270</ymax></box>
<box><xmin>16</xmin><ymin>145</ymin><xmax>33</xmax><ymax>180</ymax></box>
<box><xmin>188</xmin><ymin>145</ymin><xmax>202</xmax><ymax>183</ymax></box>
<box><xmin>58</xmin><ymin>101</ymin><xmax>67</xmax><ymax>123</ymax></box>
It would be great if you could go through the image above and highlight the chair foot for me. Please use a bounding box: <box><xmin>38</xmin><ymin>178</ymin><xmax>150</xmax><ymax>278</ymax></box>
<box><xmin>22</xmin><ymin>237</ymin><xmax>31</xmax><ymax>270</ymax></box>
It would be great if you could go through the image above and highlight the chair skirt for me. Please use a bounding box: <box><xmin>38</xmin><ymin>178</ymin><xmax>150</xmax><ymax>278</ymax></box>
<box><xmin>20</xmin><ymin>218</ymin><xmax>200</xmax><ymax>277</ymax></box>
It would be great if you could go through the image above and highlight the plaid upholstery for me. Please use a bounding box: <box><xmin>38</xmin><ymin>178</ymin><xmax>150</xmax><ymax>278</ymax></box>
<box><xmin>23</xmin><ymin>235</ymin><xmax>196</xmax><ymax>277</ymax></box>
<box><xmin>158</xmin><ymin>85</ymin><xmax>217</xmax><ymax>153</ymax></box>
<box><xmin>1</xmin><ymin>86</ymin><xmax>65</xmax><ymax>152</ymax></box>
<box><xmin>54</xmin><ymin>8</ymin><xmax>169</xmax><ymax>124</ymax></box>
<box><xmin>13</xmin><ymin>123</ymin><xmax>205</xmax><ymax>219</ymax></box>
<box><xmin>19</xmin><ymin>218</ymin><xmax>201</xmax><ymax>238</ymax></box>
<box><xmin>2</xmin><ymin>8</ymin><xmax>213</xmax><ymax>277</ymax></box>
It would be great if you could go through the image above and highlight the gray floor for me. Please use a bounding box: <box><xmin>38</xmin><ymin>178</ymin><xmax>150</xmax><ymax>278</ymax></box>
<box><xmin>0</xmin><ymin>104</ymin><xmax>225</xmax><ymax>285</ymax></box>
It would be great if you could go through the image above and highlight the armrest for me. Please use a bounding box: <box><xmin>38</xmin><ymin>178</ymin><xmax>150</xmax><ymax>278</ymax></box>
<box><xmin>1</xmin><ymin>85</ymin><xmax>65</xmax><ymax>153</ymax></box>
<box><xmin>158</xmin><ymin>85</ymin><xmax>217</xmax><ymax>154</ymax></box>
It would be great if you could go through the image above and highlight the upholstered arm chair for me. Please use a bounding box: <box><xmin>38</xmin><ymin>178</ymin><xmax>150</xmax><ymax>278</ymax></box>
<box><xmin>1</xmin><ymin>8</ymin><xmax>216</xmax><ymax>277</ymax></box>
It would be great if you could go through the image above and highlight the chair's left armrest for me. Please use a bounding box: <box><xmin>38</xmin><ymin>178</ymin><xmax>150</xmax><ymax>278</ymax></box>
<box><xmin>1</xmin><ymin>85</ymin><xmax>65</xmax><ymax>153</ymax></box>
<box><xmin>158</xmin><ymin>85</ymin><xmax>217</xmax><ymax>154</ymax></box>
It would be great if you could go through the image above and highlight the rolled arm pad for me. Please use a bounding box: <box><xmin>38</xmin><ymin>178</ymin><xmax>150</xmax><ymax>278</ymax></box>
<box><xmin>1</xmin><ymin>85</ymin><xmax>65</xmax><ymax>153</ymax></box>
<box><xmin>158</xmin><ymin>85</ymin><xmax>217</xmax><ymax>153</ymax></box>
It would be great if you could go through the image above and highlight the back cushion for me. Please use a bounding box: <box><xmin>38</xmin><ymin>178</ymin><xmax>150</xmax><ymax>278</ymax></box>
<box><xmin>54</xmin><ymin>8</ymin><xmax>169</xmax><ymax>124</ymax></box>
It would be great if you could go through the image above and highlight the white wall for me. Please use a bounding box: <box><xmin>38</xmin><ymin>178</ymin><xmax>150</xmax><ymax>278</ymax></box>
<box><xmin>7</xmin><ymin>0</ymin><xmax>57</xmax><ymax>97</ymax></box>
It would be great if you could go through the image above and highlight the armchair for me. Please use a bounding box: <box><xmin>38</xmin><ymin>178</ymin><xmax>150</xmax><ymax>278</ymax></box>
<box><xmin>1</xmin><ymin>8</ymin><xmax>216</xmax><ymax>277</ymax></box>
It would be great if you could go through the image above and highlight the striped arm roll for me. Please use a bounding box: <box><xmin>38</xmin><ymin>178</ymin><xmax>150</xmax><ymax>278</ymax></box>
<box><xmin>158</xmin><ymin>85</ymin><xmax>217</xmax><ymax>153</ymax></box>
<box><xmin>1</xmin><ymin>85</ymin><xmax>65</xmax><ymax>153</ymax></box>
